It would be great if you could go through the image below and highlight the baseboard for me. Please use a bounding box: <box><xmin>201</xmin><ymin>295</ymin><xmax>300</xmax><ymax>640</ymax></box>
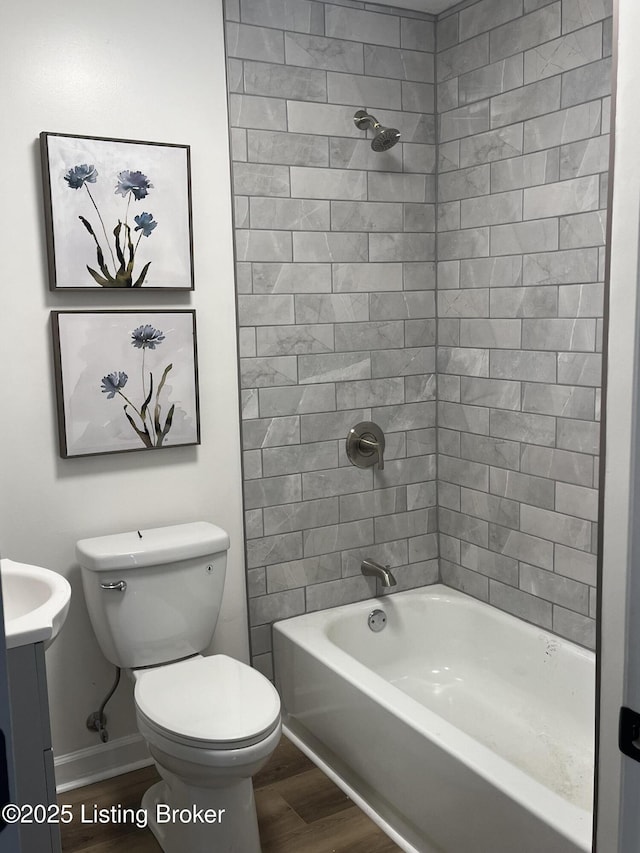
<box><xmin>54</xmin><ymin>733</ymin><xmax>153</xmax><ymax>793</ymax></box>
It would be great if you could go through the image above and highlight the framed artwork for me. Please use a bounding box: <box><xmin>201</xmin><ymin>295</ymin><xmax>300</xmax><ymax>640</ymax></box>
<box><xmin>40</xmin><ymin>132</ymin><xmax>194</xmax><ymax>290</ymax></box>
<box><xmin>51</xmin><ymin>311</ymin><xmax>200</xmax><ymax>458</ymax></box>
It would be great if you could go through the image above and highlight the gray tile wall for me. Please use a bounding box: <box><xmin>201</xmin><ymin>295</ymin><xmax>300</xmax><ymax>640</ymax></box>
<box><xmin>436</xmin><ymin>0</ymin><xmax>610</xmax><ymax>649</ymax></box>
<box><xmin>225</xmin><ymin>0</ymin><xmax>610</xmax><ymax>673</ymax></box>
<box><xmin>225</xmin><ymin>0</ymin><xmax>438</xmax><ymax>677</ymax></box>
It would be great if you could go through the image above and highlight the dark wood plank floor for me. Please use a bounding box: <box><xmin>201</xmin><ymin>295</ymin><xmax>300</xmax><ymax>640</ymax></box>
<box><xmin>59</xmin><ymin>736</ymin><xmax>402</xmax><ymax>852</ymax></box>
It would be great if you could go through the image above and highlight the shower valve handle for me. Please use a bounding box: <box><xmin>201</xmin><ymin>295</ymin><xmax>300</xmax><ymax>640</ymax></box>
<box><xmin>346</xmin><ymin>422</ymin><xmax>385</xmax><ymax>471</ymax></box>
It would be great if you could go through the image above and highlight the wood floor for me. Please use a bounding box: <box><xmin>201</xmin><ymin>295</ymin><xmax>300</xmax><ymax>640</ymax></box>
<box><xmin>59</xmin><ymin>736</ymin><xmax>402</xmax><ymax>852</ymax></box>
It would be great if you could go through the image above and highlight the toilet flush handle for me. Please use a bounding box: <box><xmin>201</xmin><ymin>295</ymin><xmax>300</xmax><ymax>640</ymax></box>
<box><xmin>100</xmin><ymin>580</ymin><xmax>127</xmax><ymax>592</ymax></box>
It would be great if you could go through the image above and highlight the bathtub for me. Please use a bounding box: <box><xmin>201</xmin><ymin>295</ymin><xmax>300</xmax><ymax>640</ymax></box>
<box><xmin>273</xmin><ymin>584</ymin><xmax>594</xmax><ymax>853</ymax></box>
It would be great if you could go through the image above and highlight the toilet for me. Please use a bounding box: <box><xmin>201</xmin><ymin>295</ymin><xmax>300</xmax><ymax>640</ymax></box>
<box><xmin>76</xmin><ymin>521</ymin><xmax>281</xmax><ymax>853</ymax></box>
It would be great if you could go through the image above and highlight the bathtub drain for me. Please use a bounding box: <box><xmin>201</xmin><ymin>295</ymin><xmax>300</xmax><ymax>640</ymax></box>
<box><xmin>368</xmin><ymin>609</ymin><xmax>387</xmax><ymax>632</ymax></box>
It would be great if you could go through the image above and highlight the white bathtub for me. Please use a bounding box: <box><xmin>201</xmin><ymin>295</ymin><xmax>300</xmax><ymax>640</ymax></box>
<box><xmin>273</xmin><ymin>584</ymin><xmax>594</xmax><ymax>853</ymax></box>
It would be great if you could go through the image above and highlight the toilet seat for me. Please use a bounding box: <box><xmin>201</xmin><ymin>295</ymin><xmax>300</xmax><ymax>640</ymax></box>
<box><xmin>134</xmin><ymin>654</ymin><xmax>281</xmax><ymax>750</ymax></box>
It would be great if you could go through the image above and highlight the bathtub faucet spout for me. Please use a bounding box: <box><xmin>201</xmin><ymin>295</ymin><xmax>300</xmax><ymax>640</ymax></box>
<box><xmin>361</xmin><ymin>558</ymin><xmax>397</xmax><ymax>587</ymax></box>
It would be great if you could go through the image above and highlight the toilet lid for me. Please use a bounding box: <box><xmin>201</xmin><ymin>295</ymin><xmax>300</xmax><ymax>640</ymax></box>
<box><xmin>134</xmin><ymin>654</ymin><xmax>281</xmax><ymax>748</ymax></box>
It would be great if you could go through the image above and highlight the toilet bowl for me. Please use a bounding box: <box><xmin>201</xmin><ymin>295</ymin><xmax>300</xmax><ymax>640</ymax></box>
<box><xmin>76</xmin><ymin>522</ymin><xmax>281</xmax><ymax>853</ymax></box>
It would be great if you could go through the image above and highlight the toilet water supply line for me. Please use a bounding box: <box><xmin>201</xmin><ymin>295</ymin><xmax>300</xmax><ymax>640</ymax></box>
<box><xmin>86</xmin><ymin>666</ymin><xmax>121</xmax><ymax>743</ymax></box>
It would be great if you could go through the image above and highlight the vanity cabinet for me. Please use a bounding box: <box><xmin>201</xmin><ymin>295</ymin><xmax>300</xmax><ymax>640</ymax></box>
<box><xmin>7</xmin><ymin>642</ymin><xmax>61</xmax><ymax>853</ymax></box>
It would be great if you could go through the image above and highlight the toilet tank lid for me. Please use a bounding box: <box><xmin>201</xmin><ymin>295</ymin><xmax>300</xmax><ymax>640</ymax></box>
<box><xmin>76</xmin><ymin>522</ymin><xmax>230</xmax><ymax>572</ymax></box>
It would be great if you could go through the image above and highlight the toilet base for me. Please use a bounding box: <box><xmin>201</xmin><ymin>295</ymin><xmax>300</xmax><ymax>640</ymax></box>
<box><xmin>142</xmin><ymin>775</ymin><xmax>262</xmax><ymax>853</ymax></box>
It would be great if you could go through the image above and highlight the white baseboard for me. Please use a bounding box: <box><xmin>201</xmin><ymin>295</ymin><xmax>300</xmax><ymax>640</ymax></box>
<box><xmin>54</xmin><ymin>733</ymin><xmax>153</xmax><ymax>793</ymax></box>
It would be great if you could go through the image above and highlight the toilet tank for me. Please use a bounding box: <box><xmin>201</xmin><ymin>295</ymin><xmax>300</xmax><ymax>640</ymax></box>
<box><xmin>77</xmin><ymin>522</ymin><xmax>229</xmax><ymax>668</ymax></box>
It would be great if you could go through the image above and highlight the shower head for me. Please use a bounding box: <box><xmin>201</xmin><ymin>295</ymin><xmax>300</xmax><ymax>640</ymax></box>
<box><xmin>353</xmin><ymin>109</ymin><xmax>401</xmax><ymax>152</ymax></box>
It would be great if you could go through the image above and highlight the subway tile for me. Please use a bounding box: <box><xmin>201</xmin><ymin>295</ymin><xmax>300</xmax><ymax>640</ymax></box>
<box><xmin>557</xmin><ymin>418</ymin><xmax>600</xmax><ymax>454</ymax></box>
<box><xmin>229</xmin><ymin>94</ymin><xmax>287</xmax><ymax>130</ymax></box>
<box><xmin>461</xmin><ymin>191</ymin><xmax>523</xmax><ymax>228</ymax></box>
<box><xmin>440</xmin><ymin>101</ymin><xmax>491</xmax><ymax>143</ymax></box>
<box><xmin>491</xmin><ymin>78</ymin><xmax>561</xmax><ymax>128</ymax></box>
<box><xmin>491</xmin><ymin>219</ymin><xmax>558</xmax><ymax>255</ymax></box>
<box><xmin>489</xmin><ymin>523</ymin><xmax>554</xmax><ymax>570</ymax></box>
<box><xmin>461</xmin><ymin>487</ymin><xmax>520</xmax><ymax>529</ymax></box>
<box><xmin>401</xmin><ymin>17</ymin><xmax>435</xmax><ymax>52</ymax></box>
<box><xmin>559</xmin><ymin>211</ymin><xmax>607</xmax><ymax>250</ymax></box>
<box><xmin>562</xmin><ymin>0</ymin><xmax>612</xmax><ymax>33</ymax></box>
<box><xmin>490</xmin><ymin>409</ymin><xmax>556</xmax><ymax>446</ymax></box>
<box><xmin>371</xmin><ymin>348</ymin><xmax>435</xmax><ymax>378</ymax></box>
<box><xmin>460</xmin><ymin>318</ymin><xmax>522</xmax><ymax>348</ymax></box>
<box><xmin>233</xmin><ymin>163</ymin><xmax>290</xmax><ymax>197</ymax></box>
<box><xmin>491</xmin><ymin>149</ymin><xmax>560</xmax><ymax>192</ymax></box>
<box><xmin>460</xmin><ymin>255</ymin><xmax>523</xmax><ymax>288</ymax></box>
<box><xmin>264</xmin><ymin>497</ymin><xmax>339</xmax><ymax>535</ymax></box>
<box><xmin>490</xmin><ymin>285</ymin><xmax>558</xmax><ymax>318</ymax></box>
<box><xmin>299</xmin><ymin>353</ymin><xmax>370</xmax><ymax>385</ymax></box>
<box><xmin>459</xmin><ymin>56</ymin><xmax>524</xmax><ymax>106</ymax></box>
<box><xmin>252</xmin><ymin>263</ymin><xmax>331</xmax><ymax>294</ymax></box>
<box><xmin>439</xmin><ymin>508</ymin><xmax>489</xmax><ymax>548</ymax></box>
<box><xmin>369</xmin><ymin>233</ymin><xmax>435</xmax><ymax>263</ymax></box>
<box><xmin>556</xmin><ymin>482</ymin><xmax>599</xmax><ymax>521</ymax></box>
<box><xmin>303</xmin><ymin>519</ymin><xmax>374</xmax><ymax>557</ymax></box>
<box><xmin>554</xmin><ymin>543</ymin><xmax>597</xmax><ymax>585</ymax></box>
<box><xmin>290</xmin><ymin>166</ymin><xmax>367</xmax><ymax>200</ymax></box>
<box><xmin>244</xmin><ymin>474</ymin><xmax>302</xmax><ymax>510</ymax></box>
<box><xmin>303</xmin><ymin>466</ymin><xmax>373</xmax><ymax>499</ymax></box>
<box><xmin>244</xmin><ymin>61</ymin><xmax>327</xmax><ymax>102</ymax></box>
<box><xmin>336</xmin><ymin>377</ymin><xmax>404</xmax><ymax>409</ymax></box>
<box><xmin>490</xmin><ymin>580</ymin><xmax>553</xmax><ymax>628</ymax></box>
<box><xmin>327</xmin><ymin>71</ymin><xmax>401</xmax><ymax>110</ymax></box>
<box><xmin>460</xmin><ymin>376</ymin><xmax>521</xmax><ymax>410</ymax></box>
<box><xmin>552</xmin><ymin>606</ymin><xmax>595</xmax><ymax>648</ymax></box>
<box><xmin>332</xmin><ymin>262</ymin><xmax>403</xmax><ymax>292</ymax></box>
<box><xmin>247</xmin><ymin>531</ymin><xmax>303</xmax><ymax>570</ymax></box>
<box><xmin>459</xmin><ymin>0</ymin><xmax>524</xmax><ymax>41</ymax></box>
<box><xmin>403</xmin><ymin>144</ymin><xmax>437</xmax><ymax>175</ymax></box>
<box><xmin>438</xmin><ymin>200</ymin><xmax>461</xmax><ymax>232</ymax></box>
<box><xmin>523</xmin><ymin>248</ymin><xmax>599</xmax><ymax>284</ymax></box>
<box><xmin>331</xmin><ymin>201</ymin><xmax>403</xmax><ymax>232</ymax></box>
<box><xmin>521</xmin><ymin>563</ymin><xmax>589</xmax><ymax>612</ymax></box>
<box><xmin>524</xmin><ymin>101</ymin><xmax>601</xmax><ymax>152</ymax></box>
<box><xmin>557</xmin><ymin>352</ymin><xmax>602</xmax><ymax>386</ymax></box>
<box><xmin>293</xmin><ymin>232</ymin><xmax>368</xmax><ymax>262</ymax></box>
<box><xmin>439</xmin><ymin>165</ymin><xmax>490</xmax><ymax>202</ymax></box>
<box><xmin>459</xmin><ymin>124</ymin><xmax>523</xmax><ymax>168</ymax></box>
<box><xmin>437</xmin><ymin>12</ymin><xmax>459</xmax><ymax>51</ymax></box>
<box><xmin>247</xmin><ymin>129</ymin><xmax>329</xmax><ymax>167</ymax></box>
<box><xmin>285</xmin><ymin>32</ymin><xmax>364</xmax><ymax>73</ymax></box>
<box><xmin>438</xmin><ymin>346</ymin><xmax>490</xmax><ymax>377</ymax></box>
<box><xmin>340</xmin><ymin>487</ymin><xmax>407</xmax><ymax>523</ymax></box>
<box><xmin>402</xmin><ymin>82</ymin><xmax>435</xmax><ymax>115</ymax></box>
<box><xmin>460</xmin><ymin>541</ymin><xmax>519</xmax><ymax>585</ymax></box>
<box><xmin>236</xmin><ymin>230</ymin><xmax>292</xmax><ymax>262</ymax></box>
<box><xmin>341</xmin><ymin>540</ymin><xmax>409</xmax><ymax>577</ymax></box>
<box><xmin>561</xmin><ymin>57</ymin><xmax>612</xmax><ymax>109</ymax></box>
<box><xmin>521</xmin><ymin>443</ymin><xmax>593</xmax><ymax>485</ymax></box>
<box><xmin>438</xmin><ymin>289</ymin><xmax>489</xmax><ymax>318</ymax></box>
<box><xmin>490</xmin><ymin>3</ymin><xmax>562</xmax><ymax>62</ymax></box>
<box><xmin>334</xmin><ymin>320</ymin><xmax>405</xmax><ymax>352</ymax></box>
<box><xmin>364</xmin><ymin>44</ymin><xmax>434</xmax><ymax>83</ymax></box>
<box><xmin>438</xmin><ymin>228</ymin><xmax>490</xmax><ymax>260</ymax></box>
<box><xmin>520</xmin><ymin>505</ymin><xmax>591</xmax><ymax>550</ymax></box>
<box><xmin>240</xmin><ymin>355</ymin><xmax>297</xmax><ymax>388</ymax></box>
<box><xmin>490</xmin><ymin>467</ymin><xmax>555</xmax><ymax>509</ymax></box>
<box><xmin>266</xmin><ymin>553</ymin><xmax>342</xmax><ymax>593</ymax></box>
<box><xmin>372</xmin><ymin>401</ymin><xmax>436</xmax><ymax>432</ymax></box>
<box><xmin>490</xmin><ymin>349</ymin><xmax>556</xmax><ymax>382</ymax></box>
<box><xmin>559</xmin><ymin>135</ymin><xmax>610</xmax><ymax>179</ymax></box>
<box><xmin>373</xmin><ymin>455</ymin><xmax>436</xmax><ymax>488</ymax></box>
<box><xmin>407</xmin><ymin>481</ymin><xmax>438</xmax><ymax>510</ymax></box>
<box><xmin>439</xmin><ymin>400</ymin><xmax>489</xmax><ymax>435</ymax></box>
<box><xmin>374</xmin><ymin>509</ymin><xmax>431</xmax><ymax>543</ymax></box>
<box><xmin>242</xmin><ymin>416</ymin><xmax>300</xmax><ymax>450</ymax></box>
<box><xmin>306</xmin><ymin>576</ymin><xmax>376</xmax><ymax>611</ymax></box>
<box><xmin>249</xmin><ymin>587</ymin><xmax>305</xmax><ymax>623</ymax></box>
<box><xmin>441</xmin><ymin>561</ymin><xmax>490</xmax><ymax>600</ymax></box>
<box><xmin>368</xmin><ymin>172</ymin><xmax>427</xmax><ymax>202</ymax></box>
<box><xmin>226</xmin><ymin>22</ymin><xmax>285</xmax><ymax>62</ymax></box>
<box><xmin>523</xmin><ymin>175</ymin><xmax>599</xmax><ymax>219</ymax></box>
<box><xmin>439</xmin><ymin>34</ymin><xmax>490</xmax><ymax>84</ymax></box>
<box><xmin>262</xmin><ymin>441</ymin><xmax>337</xmax><ymax>477</ymax></box>
<box><xmin>259</xmin><ymin>384</ymin><xmax>336</xmax><ymax>416</ymax></box>
<box><xmin>295</xmin><ymin>293</ymin><xmax>369</xmax><ymax>324</ymax></box>
<box><xmin>460</xmin><ymin>433</ymin><xmax>521</xmax><ymax>470</ymax></box>
<box><xmin>256</xmin><ymin>325</ymin><xmax>334</xmax><ymax>357</ymax></box>
<box><xmin>522</xmin><ymin>383</ymin><xmax>595</xmax><ymax>418</ymax></box>
<box><xmin>524</xmin><ymin>23</ymin><xmax>602</xmax><ymax>83</ymax></box>
<box><xmin>240</xmin><ymin>0</ymin><xmax>324</xmax><ymax>33</ymax></box>
<box><xmin>558</xmin><ymin>283</ymin><xmax>604</xmax><ymax>318</ymax></box>
<box><xmin>521</xmin><ymin>318</ymin><xmax>596</xmax><ymax>351</ymax></box>
<box><xmin>370</xmin><ymin>291</ymin><xmax>435</xmax><ymax>320</ymax></box>
<box><xmin>325</xmin><ymin>6</ymin><xmax>400</xmax><ymax>48</ymax></box>
<box><xmin>250</xmin><ymin>197</ymin><xmax>330</xmax><ymax>230</ymax></box>
<box><xmin>300</xmin><ymin>409</ymin><xmax>369</xmax><ymax>443</ymax></box>
<box><xmin>438</xmin><ymin>79</ymin><xmax>460</xmax><ymax>115</ymax></box>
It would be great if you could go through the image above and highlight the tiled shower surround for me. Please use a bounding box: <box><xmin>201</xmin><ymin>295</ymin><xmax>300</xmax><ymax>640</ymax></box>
<box><xmin>225</xmin><ymin>0</ymin><xmax>611</xmax><ymax>675</ymax></box>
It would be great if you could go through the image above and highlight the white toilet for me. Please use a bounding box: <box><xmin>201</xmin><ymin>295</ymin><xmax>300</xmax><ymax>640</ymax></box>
<box><xmin>76</xmin><ymin>521</ymin><xmax>281</xmax><ymax>853</ymax></box>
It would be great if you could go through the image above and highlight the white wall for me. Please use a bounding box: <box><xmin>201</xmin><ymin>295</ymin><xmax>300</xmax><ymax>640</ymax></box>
<box><xmin>598</xmin><ymin>0</ymin><xmax>640</xmax><ymax>848</ymax></box>
<box><xmin>0</xmin><ymin>0</ymin><xmax>247</xmax><ymax>765</ymax></box>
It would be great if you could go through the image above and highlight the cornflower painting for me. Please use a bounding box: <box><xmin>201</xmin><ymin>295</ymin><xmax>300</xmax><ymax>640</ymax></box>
<box><xmin>52</xmin><ymin>311</ymin><xmax>200</xmax><ymax>458</ymax></box>
<box><xmin>41</xmin><ymin>133</ymin><xmax>193</xmax><ymax>290</ymax></box>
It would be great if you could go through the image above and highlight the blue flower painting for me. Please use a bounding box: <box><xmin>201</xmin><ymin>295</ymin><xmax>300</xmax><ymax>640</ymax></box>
<box><xmin>52</xmin><ymin>311</ymin><xmax>199</xmax><ymax>458</ymax></box>
<box><xmin>41</xmin><ymin>133</ymin><xmax>193</xmax><ymax>290</ymax></box>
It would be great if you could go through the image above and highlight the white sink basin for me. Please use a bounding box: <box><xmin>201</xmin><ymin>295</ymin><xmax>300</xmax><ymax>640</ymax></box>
<box><xmin>1</xmin><ymin>558</ymin><xmax>71</xmax><ymax>649</ymax></box>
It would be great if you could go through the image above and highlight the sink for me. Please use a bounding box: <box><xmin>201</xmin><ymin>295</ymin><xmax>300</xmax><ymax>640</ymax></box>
<box><xmin>1</xmin><ymin>558</ymin><xmax>71</xmax><ymax>649</ymax></box>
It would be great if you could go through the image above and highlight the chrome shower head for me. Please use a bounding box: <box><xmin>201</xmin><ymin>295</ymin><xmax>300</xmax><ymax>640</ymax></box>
<box><xmin>353</xmin><ymin>109</ymin><xmax>401</xmax><ymax>152</ymax></box>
